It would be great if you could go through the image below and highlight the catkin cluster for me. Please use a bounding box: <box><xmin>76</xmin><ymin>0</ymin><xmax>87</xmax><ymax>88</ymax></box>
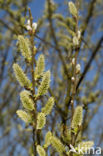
<box><xmin>13</xmin><ymin>2</ymin><xmax>94</xmax><ymax>155</ymax></box>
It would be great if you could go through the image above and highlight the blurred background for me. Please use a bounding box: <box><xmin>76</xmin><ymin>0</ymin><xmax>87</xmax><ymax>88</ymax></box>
<box><xmin>0</xmin><ymin>0</ymin><xmax>103</xmax><ymax>155</ymax></box>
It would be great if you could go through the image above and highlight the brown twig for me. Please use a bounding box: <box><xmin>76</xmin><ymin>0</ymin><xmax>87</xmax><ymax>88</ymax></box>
<box><xmin>28</xmin><ymin>8</ymin><xmax>37</xmax><ymax>156</ymax></box>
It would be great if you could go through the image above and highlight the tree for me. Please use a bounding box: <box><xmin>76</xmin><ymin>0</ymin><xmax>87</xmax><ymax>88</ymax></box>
<box><xmin>0</xmin><ymin>0</ymin><xmax>103</xmax><ymax>156</ymax></box>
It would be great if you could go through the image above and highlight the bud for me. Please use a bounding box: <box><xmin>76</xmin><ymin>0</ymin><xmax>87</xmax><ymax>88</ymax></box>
<box><xmin>32</xmin><ymin>22</ymin><xmax>37</xmax><ymax>30</ymax></box>
<box><xmin>71</xmin><ymin>77</ymin><xmax>75</xmax><ymax>83</ymax></box>
<box><xmin>27</xmin><ymin>19</ymin><xmax>30</xmax><ymax>25</ymax></box>
<box><xmin>72</xmin><ymin>58</ymin><xmax>75</xmax><ymax>65</ymax></box>
<box><xmin>77</xmin><ymin>30</ymin><xmax>81</xmax><ymax>39</ymax></box>
<box><xmin>26</xmin><ymin>19</ymin><xmax>37</xmax><ymax>31</ymax></box>
<box><xmin>73</xmin><ymin>36</ymin><xmax>79</xmax><ymax>46</ymax></box>
<box><xmin>26</xmin><ymin>20</ymin><xmax>32</xmax><ymax>30</ymax></box>
<box><xmin>71</xmin><ymin>100</ymin><xmax>74</xmax><ymax>105</ymax></box>
<box><xmin>26</xmin><ymin>25</ymin><xmax>32</xmax><ymax>31</ymax></box>
<box><xmin>76</xmin><ymin>64</ymin><xmax>81</xmax><ymax>74</ymax></box>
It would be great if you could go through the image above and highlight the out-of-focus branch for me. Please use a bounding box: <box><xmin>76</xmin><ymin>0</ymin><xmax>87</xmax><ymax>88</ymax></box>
<box><xmin>0</xmin><ymin>38</ymin><xmax>12</xmax><ymax>85</ymax></box>
<box><xmin>81</xmin><ymin>0</ymin><xmax>97</xmax><ymax>37</ymax></box>
<box><xmin>76</xmin><ymin>36</ymin><xmax>103</xmax><ymax>90</ymax></box>
<box><xmin>67</xmin><ymin>36</ymin><xmax>103</xmax><ymax>109</ymax></box>
<box><xmin>47</xmin><ymin>0</ymin><xmax>71</xmax><ymax>81</ymax></box>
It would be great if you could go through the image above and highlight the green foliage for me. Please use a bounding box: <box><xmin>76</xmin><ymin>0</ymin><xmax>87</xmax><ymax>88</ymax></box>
<box><xmin>13</xmin><ymin>63</ymin><xmax>31</xmax><ymax>88</ymax></box>
<box><xmin>42</xmin><ymin>97</ymin><xmax>54</xmax><ymax>115</ymax></box>
<box><xmin>20</xmin><ymin>90</ymin><xmax>34</xmax><ymax>111</ymax></box>
<box><xmin>37</xmin><ymin>71</ymin><xmax>50</xmax><ymax>96</ymax></box>
<box><xmin>37</xmin><ymin>112</ymin><xmax>46</xmax><ymax>129</ymax></box>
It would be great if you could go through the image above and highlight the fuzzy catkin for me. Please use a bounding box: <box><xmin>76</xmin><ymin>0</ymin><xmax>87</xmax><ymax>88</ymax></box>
<box><xmin>35</xmin><ymin>54</ymin><xmax>45</xmax><ymax>77</ymax></box>
<box><xmin>42</xmin><ymin>97</ymin><xmax>54</xmax><ymax>115</ymax></box>
<box><xmin>37</xmin><ymin>71</ymin><xmax>50</xmax><ymax>96</ymax></box>
<box><xmin>78</xmin><ymin>141</ymin><xmax>94</xmax><ymax>153</ymax></box>
<box><xmin>44</xmin><ymin>131</ymin><xmax>52</xmax><ymax>148</ymax></box>
<box><xmin>20</xmin><ymin>90</ymin><xmax>34</xmax><ymax>111</ymax></box>
<box><xmin>37</xmin><ymin>145</ymin><xmax>46</xmax><ymax>156</ymax></box>
<box><xmin>13</xmin><ymin>63</ymin><xmax>31</xmax><ymax>88</ymax></box>
<box><xmin>16</xmin><ymin>110</ymin><xmax>31</xmax><ymax>123</ymax></box>
<box><xmin>68</xmin><ymin>1</ymin><xmax>77</xmax><ymax>17</ymax></box>
<box><xmin>51</xmin><ymin>136</ymin><xmax>65</xmax><ymax>154</ymax></box>
<box><xmin>18</xmin><ymin>35</ymin><xmax>31</xmax><ymax>62</ymax></box>
<box><xmin>37</xmin><ymin>112</ymin><xmax>46</xmax><ymax>129</ymax></box>
<box><xmin>71</xmin><ymin>106</ymin><xmax>83</xmax><ymax>129</ymax></box>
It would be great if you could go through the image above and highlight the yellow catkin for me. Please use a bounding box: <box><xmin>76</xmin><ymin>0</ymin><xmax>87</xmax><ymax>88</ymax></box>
<box><xmin>68</xmin><ymin>1</ymin><xmax>77</xmax><ymax>17</ymax></box>
<box><xmin>20</xmin><ymin>90</ymin><xmax>34</xmax><ymax>111</ymax></box>
<box><xmin>51</xmin><ymin>136</ymin><xmax>65</xmax><ymax>154</ymax></box>
<box><xmin>77</xmin><ymin>141</ymin><xmax>94</xmax><ymax>153</ymax></box>
<box><xmin>37</xmin><ymin>71</ymin><xmax>50</xmax><ymax>96</ymax></box>
<box><xmin>42</xmin><ymin>97</ymin><xmax>54</xmax><ymax>115</ymax></box>
<box><xmin>13</xmin><ymin>63</ymin><xmax>31</xmax><ymax>88</ymax></box>
<box><xmin>18</xmin><ymin>35</ymin><xmax>31</xmax><ymax>62</ymax></box>
<box><xmin>35</xmin><ymin>54</ymin><xmax>45</xmax><ymax>78</ymax></box>
<box><xmin>37</xmin><ymin>145</ymin><xmax>46</xmax><ymax>156</ymax></box>
<box><xmin>71</xmin><ymin>106</ymin><xmax>83</xmax><ymax>129</ymax></box>
<box><xmin>16</xmin><ymin>110</ymin><xmax>31</xmax><ymax>123</ymax></box>
<box><xmin>44</xmin><ymin>131</ymin><xmax>52</xmax><ymax>148</ymax></box>
<box><xmin>37</xmin><ymin>112</ymin><xmax>46</xmax><ymax>129</ymax></box>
